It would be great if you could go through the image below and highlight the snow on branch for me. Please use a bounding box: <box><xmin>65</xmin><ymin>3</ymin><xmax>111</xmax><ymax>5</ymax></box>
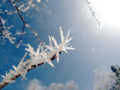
<box><xmin>86</xmin><ymin>0</ymin><xmax>101</xmax><ymax>27</ymax></box>
<box><xmin>1</xmin><ymin>30</ymin><xmax>15</xmax><ymax>44</ymax></box>
<box><xmin>0</xmin><ymin>16</ymin><xmax>15</xmax><ymax>44</ymax></box>
<box><xmin>0</xmin><ymin>27</ymin><xmax>74</xmax><ymax>89</ymax></box>
<box><xmin>16</xmin><ymin>0</ymin><xmax>33</xmax><ymax>13</ymax></box>
<box><xmin>11</xmin><ymin>0</ymin><xmax>42</xmax><ymax>47</ymax></box>
<box><xmin>0</xmin><ymin>0</ymin><xmax>44</xmax><ymax>46</ymax></box>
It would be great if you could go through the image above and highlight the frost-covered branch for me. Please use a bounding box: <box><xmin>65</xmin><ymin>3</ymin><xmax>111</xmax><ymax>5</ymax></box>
<box><xmin>0</xmin><ymin>16</ymin><xmax>15</xmax><ymax>44</ymax></box>
<box><xmin>0</xmin><ymin>0</ymin><xmax>46</xmax><ymax>46</ymax></box>
<box><xmin>11</xmin><ymin>0</ymin><xmax>42</xmax><ymax>47</ymax></box>
<box><xmin>86</xmin><ymin>0</ymin><xmax>101</xmax><ymax>27</ymax></box>
<box><xmin>0</xmin><ymin>27</ymin><xmax>74</xmax><ymax>89</ymax></box>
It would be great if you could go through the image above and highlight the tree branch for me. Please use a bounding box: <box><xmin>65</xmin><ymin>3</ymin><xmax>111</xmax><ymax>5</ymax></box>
<box><xmin>0</xmin><ymin>51</ymin><xmax>61</xmax><ymax>89</ymax></box>
<box><xmin>11</xmin><ymin>0</ymin><xmax>42</xmax><ymax>47</ymax></box>
<box><xmin>0</xmin><ymin>25</ymin><xmax>74</xmax><ymax>90</ymax></box>
<box><xmin>86</xmin><ymin>0</ymin><xmax>101</xmax><ymax>27</ymax></box>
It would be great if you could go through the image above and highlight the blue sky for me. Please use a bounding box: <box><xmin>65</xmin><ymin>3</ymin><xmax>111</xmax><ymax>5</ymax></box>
<box><xmin>1</xmin><ymin>0</ymin><xmax>120</xmax><ymax>90</ymax></box>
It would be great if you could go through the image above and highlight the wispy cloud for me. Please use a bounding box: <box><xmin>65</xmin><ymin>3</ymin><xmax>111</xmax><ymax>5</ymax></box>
<box><xmin>27</xmin><ymin>79</ymin><xmax>79</xmax><ymax>90</ymax></box>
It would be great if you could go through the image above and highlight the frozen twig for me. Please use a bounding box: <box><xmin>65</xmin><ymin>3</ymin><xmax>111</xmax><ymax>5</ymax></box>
<box><xmin>86</xmin><ymin>0</ymin><xmax>101</xmax><ymax>27</ymax></box>
<box><xmin>0</xmin><ymin>16</ymin><xmax>15</xmax><ymax>44</ymax></box>
<box><xmin>11</xmin><ymin>0</ymin><xmax>42</xmax><ymax>47</ymax></box>
<box><xmin>0</xmin><ymin>27</ymin><xmax>74</xmax><ymax>89</ymax></box>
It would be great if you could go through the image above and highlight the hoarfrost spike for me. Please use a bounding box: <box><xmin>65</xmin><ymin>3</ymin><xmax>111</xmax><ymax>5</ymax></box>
<box><xmin>49</xmin><ymin>36</ymin><xmax>53</xmax><ymax>47</ymax></box>
<box><xmin>36</xmin><ymin>44</ymin><xmax>41</xmax><ymax>55</ymax></box>
<box><xmin>56</xmin><ymin>52</ymin><xmax>60</xmax><ymax>63</ymax></box>
<box><xmin>12</xmin><ymin>65</ymin><xmax>17</xmax><ymax>71</ymax></box>
<box><xmin>1</xmin><ymin>75</ymin><xmax>5</xmax><ymax>78</ymax></box>
<box><xmin>66</xmin><ymin>37</ymin><xmax>72</xmax><ymax>44</ymax></box>
<box><xmin>6</xmin><ymin>71</ymin><xmax>8</xmax><ymax>77</ymax></box>
<box><xmin>51</xmin><ymin>37</ymin><xmax>58</xmax><ymax>48</ymax></box>
<box><xmin>65</xmin><ymin>30</ymin><xmax>71</xmax><ymax>41</ymax></box>
<box><xmin>66</xmin><ymin>46</ymin><xmax>75</xmax><ymax>50</ymax></box>
<box><xmin>18</xmin><ymin>52</ymin><xmax>27</xmax><ymax>69</ymax></box>
<box><xmin>60</xmin><ymin>26</ymin><xmax>64</xmax><ymax>42</ymax></box>
<box><xmin>46</xmin><ymin>60</ymin><xmax>54</xmax><ymax>67</ymax></box>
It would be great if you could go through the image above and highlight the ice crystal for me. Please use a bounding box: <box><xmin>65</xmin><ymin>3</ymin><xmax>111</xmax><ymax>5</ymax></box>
<box><xmin>0</xmin><ymin>27</ymin><xmax>74</xmax><ymax>85</ymax></box>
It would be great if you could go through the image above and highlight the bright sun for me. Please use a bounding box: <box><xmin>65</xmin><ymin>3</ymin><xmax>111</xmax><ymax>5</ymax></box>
<box><xmin>90</xmin><ymin>0</ymin><xmax>120</xmax><ymax>27</ymax></box>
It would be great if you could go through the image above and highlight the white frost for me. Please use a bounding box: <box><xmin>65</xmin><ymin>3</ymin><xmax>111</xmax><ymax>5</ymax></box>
<box><xmin>0</xmin><ymin>27</ymin><xmax>74</xmax><ymax>85</ymax></box>
<box><xmin>2</xmin><ymin>30</ymin><xmax>16</xmax><ymax>44</ymax></box>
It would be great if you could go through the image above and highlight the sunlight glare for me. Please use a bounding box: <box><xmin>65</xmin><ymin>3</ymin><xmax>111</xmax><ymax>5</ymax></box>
<box><xmin>90</xmin><ymin>0</ymin><xmax>120</xmax><ymax>27</ymax></box>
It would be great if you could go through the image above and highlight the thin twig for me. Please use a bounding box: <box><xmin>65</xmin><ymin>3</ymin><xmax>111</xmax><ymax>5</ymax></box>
<box><xmin>12</xmin><ymin>0</ymin><xmax>42</xmax><ymax>47</ymax></box>
<box><xmin>86</xmin><ymin>0</ymin><xmax>101</xmax><ymax>27</ymax></box>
